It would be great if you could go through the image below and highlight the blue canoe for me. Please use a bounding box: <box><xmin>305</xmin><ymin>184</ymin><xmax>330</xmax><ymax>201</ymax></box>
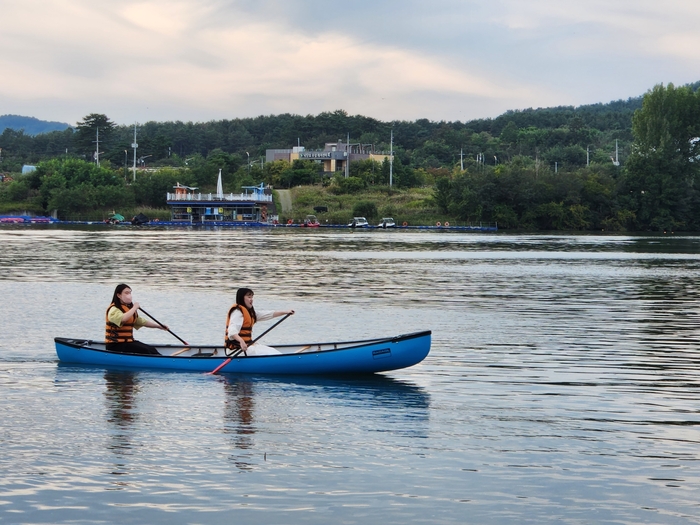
<box><xmin>54</xmin><ymin>331</ymin><xmax>431</xmax><ymax>375</ymax></box>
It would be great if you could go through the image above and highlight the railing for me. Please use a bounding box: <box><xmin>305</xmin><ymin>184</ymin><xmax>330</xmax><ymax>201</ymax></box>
<box><xmin>167</xmin><ymin>193</ymin><xmax>273</xmax><ymax>202</ymax></box>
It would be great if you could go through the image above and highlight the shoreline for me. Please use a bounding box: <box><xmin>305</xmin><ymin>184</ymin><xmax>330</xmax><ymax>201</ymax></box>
<box><xmin>0</xmin><ymin>216</ymin><xmax>497</xmax><ymax>231</ymax></box>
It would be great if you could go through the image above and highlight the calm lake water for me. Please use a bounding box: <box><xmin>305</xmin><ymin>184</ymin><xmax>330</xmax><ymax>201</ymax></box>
<box><xmin>1</xmin><ymin>226</ymin><xmax>700</xmax><ymax>524</ymax></box>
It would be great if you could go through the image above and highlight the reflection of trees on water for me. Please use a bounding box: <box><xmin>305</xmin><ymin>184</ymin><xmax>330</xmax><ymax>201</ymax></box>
<box><xmin>626</xmin><ymin>278</ymin><xmax>700</xmax><ymax>382</ymax></box>
<box><xmin>626</xmin><ymin>235</ymin><xmax>700</xmax><ymax>255</ymax></box>
<box><xmin>222</xmin><ymin>377</ymin><xmax>257</xmax><ymax>471</ymax></box>
<box><xmin>612</xmin><ymin>239</ymin><xmax>700</xmax><ymax>369</ymax></box>
<box><xmin>103</xmin><ymin>370</ymin><xmax>140</xmax><ymax>484</ymax></box>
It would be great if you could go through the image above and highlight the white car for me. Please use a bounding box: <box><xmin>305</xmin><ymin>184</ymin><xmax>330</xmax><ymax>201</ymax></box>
<box><xmin>348</xmin><ymin>217</ymin><xmax>369</xmax><ymax>228</ymax></box>
<box><xmin>378</xmin><ymin>218</ymin><xmax>396</xmax><ymax>228</ymax></box>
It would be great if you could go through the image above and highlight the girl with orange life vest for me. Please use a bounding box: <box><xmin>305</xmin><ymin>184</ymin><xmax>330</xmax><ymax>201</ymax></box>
<box><xmin>105</xmin><ymin>283</ymin><xmax>169</xmax><ymax>355</ymax></box>
<box><xmin>225</xmin><ymin>287</ymin><xmax>294</xmax><ymax>356</ymax></box>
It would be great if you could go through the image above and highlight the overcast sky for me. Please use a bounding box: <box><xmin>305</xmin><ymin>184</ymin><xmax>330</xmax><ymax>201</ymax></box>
<box><xmin>1</xmin><ymin>0</ymin><xmax>698</xmax><ymax>126</ymax></box>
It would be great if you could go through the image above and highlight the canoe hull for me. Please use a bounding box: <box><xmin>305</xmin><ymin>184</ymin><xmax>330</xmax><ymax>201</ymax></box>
<box><xmin>54</xmin><ymin>331</ymin><xmax>431</xmax><ymax>375</ymax></box>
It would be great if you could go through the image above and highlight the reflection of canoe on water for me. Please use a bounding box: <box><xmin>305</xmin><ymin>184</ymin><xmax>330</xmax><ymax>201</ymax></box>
<box><xmin>267</xmin><ymin>374</ymin><xmax>432</xmax><ymax>413</ymax></box>
<box><xmin>54</xmin><ymin>331</ymin><xmax>431</xmax><ymax>375</ymax></box>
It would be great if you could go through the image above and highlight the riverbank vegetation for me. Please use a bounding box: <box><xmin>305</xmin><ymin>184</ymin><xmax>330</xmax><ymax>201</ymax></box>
<box><xmin>282</xmin><ymin>184</ymin><xmax>446</xmax><ymax>227</ymax></box>
<box><xmin>1</xmin><ymin>81</ymin><xmax>699</xmax><ymax>230</ymax></box>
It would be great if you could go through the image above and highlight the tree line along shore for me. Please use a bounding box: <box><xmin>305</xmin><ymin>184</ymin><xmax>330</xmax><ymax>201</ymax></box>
<box><xmin>1</xmin><ymin>81</ymin><xmax>699</xmax><ymax>230</ymax></box>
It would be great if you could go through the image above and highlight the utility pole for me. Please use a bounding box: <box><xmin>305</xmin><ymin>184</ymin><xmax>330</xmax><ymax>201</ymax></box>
<box><xmin>93</xmin><ymin>128</ymin><xmax>100</xmax><ymax>167</ymax></box>
<box><xmin>345</xmin><ymin>132</ymin><xmax>350</xmax><ymax>179</ymax></box>
<box><xmin>389</xmin><ymin>128</ymin><xmax>393</xmax><ymax>188</ymax></box>
<box><xmin>586</xmin><ymin>145</ymin><xmax>590</xmax><ymax>167</ymax></box>
<box><xmin>476</xmin><ymin>153</ymin><xmax>485</xmax><ymax>172</ymax></box>
<box><xmin>460</xmin><ymin>148</ymin><xmax>464</xmax><ymax>172</ymax></box>
<box><xmin>131</xmin><ymin>124</ymin><xmax>138</xmax><ymax>182</ymax></box>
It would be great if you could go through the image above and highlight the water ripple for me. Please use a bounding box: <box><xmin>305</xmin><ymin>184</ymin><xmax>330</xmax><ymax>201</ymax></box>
<box><xmin>2</xmin><ymin>228</ymin><xmax>700</xmax><ymax>523</ymax></box>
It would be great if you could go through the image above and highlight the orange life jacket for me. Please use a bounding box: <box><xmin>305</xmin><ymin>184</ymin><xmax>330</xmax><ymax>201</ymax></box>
<box><xmin>225</xmin><ymin>304</ymin><xmax>255</xmax><ymax>349</ymax></box>
<box><xmin>105</xmin><ymin>303</ymin><xmax>136</xmax><ymax>343</ymax></box>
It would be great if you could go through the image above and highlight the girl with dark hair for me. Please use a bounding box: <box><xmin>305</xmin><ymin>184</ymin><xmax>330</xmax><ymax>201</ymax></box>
<box><xmin>225</xmin><ymin>287</ymin><xmax>294</xmax><ymax>356</ymax></box>
<box><xmin>105</xmin><ymin>284</ymin><xmax>169</xmax><ymax>355</ymax></box>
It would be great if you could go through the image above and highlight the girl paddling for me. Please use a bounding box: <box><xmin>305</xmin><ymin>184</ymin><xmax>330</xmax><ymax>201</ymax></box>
<box><xmin>105</xmin><ymin>283</ymin><xmax>169</xmax><ymax>355</ymax></box>
<box><xmin>225</xmin><ymin>287</ymin><xmax>294</xmax><ymax>356</ymax></box>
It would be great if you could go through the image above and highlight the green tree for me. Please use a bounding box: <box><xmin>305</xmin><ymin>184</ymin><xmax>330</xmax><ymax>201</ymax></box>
<box><xmin>0</xmin><ymin>178</ymin><xmax>31</xmax><ymax>202</ymax></box>
<box><xmin>74</xmin><ymin>114</ymin><xmax>116</xmax><ymax>161</ymax></box>
<box><xmin>352</xmin><ymin>200</ymin><xmax>378</xmax><ymax>219</ymax></box>
<box><xmin>331</xmin><ymin>175</ymin><xmax>365</xmax><ymax>194</ymax></box>
<box><xmin>133</xmin><ymin>168</ymin><xmax>194</xmax><ymax>207</ymax></box>
<box><xmin>276</xmin><ymin>160</ymin><xmax>322</xmax><ymax>188</ymax></box>
<box><xmin>434</xmin><ymin>177</ymin><xmax>451</xmax><ymax>213</ymax></box>
<box><xmin>35</xmin><ymin>158</ymin><xmax>125</xmax><ymax>212</ymax></box>
<box><xmin>623</xmin><ymin>83</ymin><xmax>700</xmax><ymax>229</ymax></box>
<box><xmin>265</xmin><ymin>160</ymin><xmax>291</xmax><ymax>187</ymax></box>
<box><xmin>349</xmin><ymin>159</ymin><xmax>382</xmax><ymax>185</ymax></box>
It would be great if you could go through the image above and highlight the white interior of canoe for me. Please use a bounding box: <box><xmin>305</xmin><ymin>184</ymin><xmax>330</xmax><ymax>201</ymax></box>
<box><xmin>64</xmin><ymin>337</ymin><xmax>394</xmax><ymax>357</ymax></box>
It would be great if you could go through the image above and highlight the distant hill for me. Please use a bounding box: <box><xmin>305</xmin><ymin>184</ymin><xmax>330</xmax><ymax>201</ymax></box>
<box><xmin>0</xmin><ymin>115</ymin><xmax>71</xmax><ymax>136</ymax></box>
<box><xmin>2</xmin><ymin>80</ymin><xmax>698</xmax><ymax>167</ymax></box>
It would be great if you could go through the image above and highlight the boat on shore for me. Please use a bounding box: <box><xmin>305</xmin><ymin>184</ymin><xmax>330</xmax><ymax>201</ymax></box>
<box><xmin>348</xmin><ymin>217</ymin><xmax>369</xmax><ymax>228</ymax></box>
<box><xmin>54</xmin><ymin>330</ymin><xmax>431</xmax><ymax>375</ymax></box>
<box><xmin>301</xmin><ymin>214</ymin><xmax>320</xmax><ymax>227</ymax></box>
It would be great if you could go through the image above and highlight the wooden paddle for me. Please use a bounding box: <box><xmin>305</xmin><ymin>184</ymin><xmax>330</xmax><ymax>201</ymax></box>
<box><xmin>138</xmin><ymin>308</ymin><xmax>190</xmax><ymax>354</ymax></box>
<box><xmin>208</xmin><ymin>312</ymin><xmax>292</xmax><ymax>375</ymax></box>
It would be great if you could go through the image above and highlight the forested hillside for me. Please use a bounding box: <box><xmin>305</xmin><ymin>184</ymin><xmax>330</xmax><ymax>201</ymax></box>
<box><xmin>0</xmin><ymin>95</ymin><xmax>645</xmax><ymax>173</ymax></box>
<box><xmin>2</xmin><ymin>81</ymin><xmax>700</xmax><ymax>231</ymax></box>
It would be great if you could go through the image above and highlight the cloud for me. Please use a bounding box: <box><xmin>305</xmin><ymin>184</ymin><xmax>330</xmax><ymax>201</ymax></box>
<box><xmin>0</xmin><ymin>0</ymin><xmax>698</xmax><ymax>125</ymax></box>
<box><xmin>657</xmin><ymin>33</ymin><xmax>700</xmax><ymax>61</ymax></box>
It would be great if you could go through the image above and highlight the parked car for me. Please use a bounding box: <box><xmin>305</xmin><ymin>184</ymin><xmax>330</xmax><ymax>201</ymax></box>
<box><xmin>377</xmin><ymin>217</ymin><xmax>396</xmax><ymax>228</ymax></box>
<box><xmin>348</xmin><ymin>217</ymin><xmax>369</xmax><ymax>228</ymax></box>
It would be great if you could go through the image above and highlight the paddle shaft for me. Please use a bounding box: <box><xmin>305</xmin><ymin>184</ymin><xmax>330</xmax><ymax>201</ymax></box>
<box><xmin>208</xmin><ymin>313</ymin><xmax>292</xmax><ymax>375</ymax></box>
<box><xmin>138</xmin><ymin>307</ymin><xmax>189</xmax><ymax>345</ymax></box>
<box><xmin>251</xmin><ymin>313</ymin><xmax>292</xmax><ymax>345</ymax></box>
